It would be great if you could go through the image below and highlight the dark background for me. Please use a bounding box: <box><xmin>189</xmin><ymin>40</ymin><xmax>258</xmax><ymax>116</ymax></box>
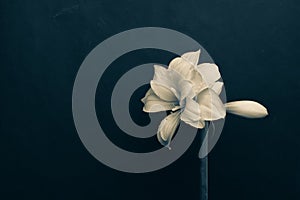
<box><xmin>1</xmin><ymin>0</ymin><xmax>300</xmax><ymax>199</ymax></box>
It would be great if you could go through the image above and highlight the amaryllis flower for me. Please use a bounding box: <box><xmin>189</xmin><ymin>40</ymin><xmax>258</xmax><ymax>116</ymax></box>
<box><xmin>141</xmin><ymin>50</ymin><xmax>225</xmax><ymax>147</ymax></box>
<box><xmin>141</xmin><ymin>50</ymin><xmax>268</xmax><ymax>148</ymax></box>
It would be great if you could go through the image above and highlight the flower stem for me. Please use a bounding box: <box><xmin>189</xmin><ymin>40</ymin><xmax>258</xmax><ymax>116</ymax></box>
<box><xmin>200</xmin><ymin>155</ymin><xmax>208</xmax><ymax>200</ymax></box>
<box><xmin>200</xmin><ymin>122</ymin><xmax>209</xmax><ymax>200</ymax></box>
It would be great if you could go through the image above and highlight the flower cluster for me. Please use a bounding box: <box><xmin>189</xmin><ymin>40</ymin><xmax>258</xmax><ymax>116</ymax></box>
<box><xmin>141</xmin><ymin>50</ymin><xmax>268</xmax><ymax>148</ymax></box>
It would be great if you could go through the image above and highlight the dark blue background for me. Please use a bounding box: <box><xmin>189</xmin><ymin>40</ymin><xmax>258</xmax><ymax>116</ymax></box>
<box><xmin>1</xmin><ymin>0</ymin><xmax>299</xmax><ymax>199</ymax></box>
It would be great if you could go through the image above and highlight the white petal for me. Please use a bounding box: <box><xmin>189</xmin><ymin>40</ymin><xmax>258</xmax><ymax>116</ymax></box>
<box><xmin>141</xmin><ymin>89</ymin><xmax>178</xmax><ymax>113</ymax></box>
<box><xmin>197</xmin><ymin>88</ymin><xmax>226</xmax><ymax>120</ymax></box>
<box><xmin>153</xmin><ymin>65</ymin><xmax>181</xmax><ymax>89</ymax></box>
<box><xmin>197</xmin><ymin>63</ymin><xmax>221</xmax><ymax>86</ymax></box>
<box><xmin>157</xmin><ymin>111</ymin><xmax>181</xmax><ymax>148</ymax></box>
<box><xmin>153</xmin><ymin>65</ymin><xmax>193</xmax><ymax>99</ymax></box>
<box><xmin>180</xmin><ymin>97</ymin><xmax>205</xmax><ymax>129</ymax></box>
<box><xmin>153</xmin><ymin>65</ymin><xmax>196</xmax><ymax>100</ymax></box>
<box><xmin>141</xmin><ymin>88</ymin><xmax>154</xmax><ymax>103</ymax></box>
<box><xmin>181</xmin><ymin>97</ymin><xmax>201</xmax><ymax>121</ymax></box>
<box><xmin>181</xmin><ymin>50</ymin><xmax>201</xmax><ymax>66</ymax></box>
<box><xmin>150</xmin><ymin>81</ymin><xmax>178</xmax><ymax>102</ymax></box>
<box><xmin>225</xmin><ymin>100</ymin><xmax>268</xmax><ymax>118</ymax></box>
<box><xmin>182</xmin><ymin>118</ymin><xmax>205</xmax><ymax>129</ymax></box>
<box><xmin>169</xmin><ymin>57</ymin><xmax>206</xmax><ymax>94</ymax></box>
<box><xmin>171</xmin><ymin>105</ymin><xmax>181</xmax><ymax>111</ymax></box>
<box><xmin>176</xmin><ymin>79</ymin><xmax>195</xmax><ymax>100</ymax></box>
<box><xmin>212</xmin><ymin>81</ymin><xmax>223</xmax><ymax>95</ymax></box>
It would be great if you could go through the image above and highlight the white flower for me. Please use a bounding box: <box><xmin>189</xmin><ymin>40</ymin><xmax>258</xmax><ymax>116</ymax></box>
<box><xmin>142</xmin><ymin>50</ymin><xmax>268</xmax><ymax>148</ymax></box>
<box><xmin>225</xmin><ymin>100</ymin><xmax>268</xmax><ymax>118</ymax></box>
<box><xmin>141</xmin><ymin>50</ymin><xmax>225</xmax><ymax>147</ymax></box>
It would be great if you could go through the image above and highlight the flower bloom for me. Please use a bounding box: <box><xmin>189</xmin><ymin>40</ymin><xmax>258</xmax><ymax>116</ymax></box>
<box><xmin>141</xmin><ymin>50</ymin><xmax>268</xmax><ymax>148</ymax></box>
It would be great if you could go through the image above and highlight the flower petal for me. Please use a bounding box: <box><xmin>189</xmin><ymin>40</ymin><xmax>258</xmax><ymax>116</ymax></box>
<box><xmin>150</xmin><ymin>80</ymin><xmax>178</xmax><ymax>102</ymax></box>
<box><xmin>181</xmin><ymin>50</ymin><xmax>201</xmax><ymax>66</ymax></box>
<box><xmin>197</xmin><ymin>63</ymin><xmax>221</xmax><ymax>86</ymax></box>
<box><xmin>180</xmin><ymin>97</ymin><xmax>205</xmax><ymax>129</ymax></box>
<box><xmin>157</xmin><ymin>111</ymin><xmax>181</xmax><ymax>148</ymax></box>
<box><xmin>141</xmin><ymin>88</ymin><xmax>154</xmax><ymax>103</ymax></box>
<box><xmin>141</xmin><ymin>89</ymin><xmax>178</xmax><ymax>113</ymax></box>
<box><xmin>212</xmin><ymin>81</ymin><xmax>223</xmax><ymax>95</ymax></box>
<box><xmin>182</xmin><ymin>118</ymin><xmax>205</xmax><ymax>129</ymax></box>
<box><xmin>153</xmin><ymin>65</ymin><xmax>196</xmax><ymax>100</ymax></box>
<box><xmin>225</xmin><ymin>100</ymin><xmax>268</xmax><ymax>118</ymax></box>
<box><xmin>176</xmin><ymin>79</ymin><xmax>195</xmax><ymax>100</ymax></box>
<box><xmin>169</xmin><ymin>57</ymin><xmax>206</xmax><ymax>94</ymax></box>
<box><xmin>153</xmin><ymin>65</ymin><xmax>181</xmax><ymax>90</ymax></box>
<box><xmin>197</xmin><ymin>88</ymin><xmax>226</xmax><ymax>120</ymax></box>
